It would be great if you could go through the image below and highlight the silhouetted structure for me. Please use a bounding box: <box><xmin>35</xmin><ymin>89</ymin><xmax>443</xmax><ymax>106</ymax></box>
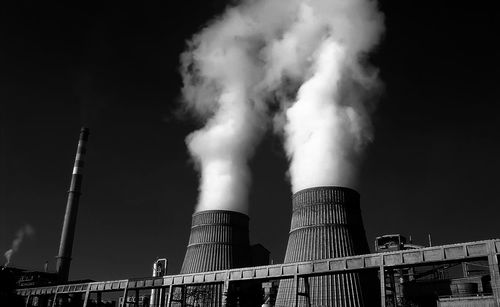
<box><xmin>181</xmin><ymin>210</ymin><xmax>251</xmax><ymax>273</ymax></box>
<box><xmin>56</xmin><ymin>127</ymin><xmax>90</xmax><ymax>282</ymax></box>
<box><xmin>275</xmin><ymin>186</ymin><xmax>371</xmax><ymax>307</ymax></box>
<box><xmin>178</xmin><ymin>210</ymin><xmax>251</xmax><ymax>306</ymax></box>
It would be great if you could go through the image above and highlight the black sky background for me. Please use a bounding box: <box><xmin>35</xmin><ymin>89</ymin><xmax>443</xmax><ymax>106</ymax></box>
<box><xmin>0</xmin><ymin>1</ymin><xmax>499</xmax><ymax>282</ymax></box>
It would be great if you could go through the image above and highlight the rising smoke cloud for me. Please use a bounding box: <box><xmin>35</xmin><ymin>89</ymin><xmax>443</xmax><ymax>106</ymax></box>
<box><xmin>181</xmin><ymin>0</ymin><xmax>384</xmax><ymax>210</ymax></box>
<box><xmin>266</xmin><ymin>0</ymin><xmax>384</xmax><ymax>192</ymax></box>
<box><xmin>3</xmin><ymin>224</ymin><xmax>34</xmax><ymax>267</ymax></box>
<box><xmin>180</xmin><ymin>6</ymin><xmax>269</xmax><ymax>213</ymax></box>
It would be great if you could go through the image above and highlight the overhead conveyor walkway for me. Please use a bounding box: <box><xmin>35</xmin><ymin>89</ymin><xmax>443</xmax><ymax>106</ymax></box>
<box><xmin>17</xmin><ymin>239</ymin><xmax>500</xmax><ymax>307</ymax></box>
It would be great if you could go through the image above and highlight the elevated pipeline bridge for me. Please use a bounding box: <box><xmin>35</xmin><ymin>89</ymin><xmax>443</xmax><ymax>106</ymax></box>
<box><xmin>17</xmin><ymin>239</ymin><xmax>500</xmax><ymax>307</ymax></box>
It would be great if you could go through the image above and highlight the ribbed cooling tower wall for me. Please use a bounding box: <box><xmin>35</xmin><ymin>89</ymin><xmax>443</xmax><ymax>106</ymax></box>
<box><xmin>275</xmin><ymin>186</ymin><xmax>370</xmax><ymax>307</ymax></box>
<box><xmin>177</xmin><ymin>210</ymin><xmax>250</xmax><ymax>307</ymax></box>
<box><xmin>180</xmin><ymin>210</ymin><xmax>250</xmax><ymax>273</ymax></box>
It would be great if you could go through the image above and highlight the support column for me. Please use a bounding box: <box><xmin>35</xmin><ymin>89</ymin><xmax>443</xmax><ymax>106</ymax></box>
<box><xmin>487</xmin><ymin>241</ymin><xmax>500</xmax><ymax>306</ymax></box>
<box><xmin>135</xmin><ymin>289</ymin><xmax>140</xmax><ymax>307</ymax></box>
<box><xmin>158</xmin><ymin>288</ymin><xmax>165</xmax><ymax>307</ymax></box>
<box><xmin>380</xmin><ymin>259</ymin><xmax>386</xmax><ymax>307</ymax></box>
<box><xmin>82</xmin><ymin>287</ymin><xmax>91</xmax><ymax>307</ymax></box>
<box><xmin>303</xmin><ymin>277</ymin><xmax>311</xmax><ymax>307</ymax></box>
<box><xmin>166</xmin><ymin>286</ymin><xmax>173</xmax><ymax>307</ymax></box>
<box><xmin>293</xmin><ymin>275</ymin><xmax>299</xmax><ymax>307</ymax></box>
<box><xmin>293</xmin><ymin>275</ymin><xmax>311</xmax><ymax>307</ymax></box>
<box><xmin>51</xmin><ymin>292</ymin><xmax>58</xmax><ymax>307</ymax></box>
<box><xmin>388</xmin><ymin>268</ymin><xmax>397</xmax><ymax>306</ymax></box>
<box><xmin>462</xmin><ymin>262</ymin><xmax>468</xmax><ymax>278</ymax></box>
<box><xmin>222</xmin><ymin>281</ymin><xmax>230</xmax><ymax>307</ymax></box>
<box><xmin>180</xmin><ymin>286</ymin><xmax>186</xmax><ymax>307</ymax></box>
<box><xmin>25</xmin><ymin>295</ymin><xmax>31</xmax><ymax>307</ymax></box>
<box><xmin>120</xmin><ymin>281</ymin><xmax>129</xmax><ymax>307</ymax></box>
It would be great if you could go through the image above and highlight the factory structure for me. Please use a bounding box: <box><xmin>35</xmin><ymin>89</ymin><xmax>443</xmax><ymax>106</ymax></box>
<box><xmin>1</xmin><ymin>129</ymin><xmax>500</xmax><ymax>307</ymax></box>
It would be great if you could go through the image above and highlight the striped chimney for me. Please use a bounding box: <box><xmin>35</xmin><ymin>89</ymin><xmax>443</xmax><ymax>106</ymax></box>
<box><xmin>55</xmin><ymin>127</ymin><xmax>89</xmax><ymax>282</ymax></box>
<box><xmin>275</xmin><ymin>186</ymin><xmax>371</xmax><ymax>307</ymax></box>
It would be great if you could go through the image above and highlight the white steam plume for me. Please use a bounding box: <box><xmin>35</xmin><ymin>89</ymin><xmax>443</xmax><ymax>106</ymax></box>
<box><xmin>180</xmin><ymin>7</ymin><xmax>270</xmax><ymax>213</ymax></box>
<box><xmin>269</xmin><ymin>0</ymin><xmax>384</xmax><ymax>193</ymax></box>
<box><xmin>3</xmin><ymin>224</ymin><xmax>34</xmax><ymax>267</ymax></box>
<box><xmin>180</xmin><ymin>0</ymin><xmax>384</xmax><ymax>210</ymax></box>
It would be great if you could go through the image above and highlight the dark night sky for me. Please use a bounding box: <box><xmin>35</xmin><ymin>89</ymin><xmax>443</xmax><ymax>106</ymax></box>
<box><xmin>0</xmin><ymin>1</ymin><xmax>499</xmax><ymax>282</ymax></box>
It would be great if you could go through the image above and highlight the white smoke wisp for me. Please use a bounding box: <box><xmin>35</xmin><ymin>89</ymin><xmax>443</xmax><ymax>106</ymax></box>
<box><xmin>285</xmin><ymin>40</ymin><xmax>354</xmax><ymax>190</ymax></box>
<box><xmin>180</xmin><ymin>0</ymin><xmax>384</xmax><ymax>209</ymax></box>
<box><xmin>181</xmin><ymin>7</ymin><xmax>271</xmax><ymax>213</ymax></box>
<box><xmin>269</xmin><ymin>0</ymin><xmax>385</xmax><ymax>192</ymax></box>
<box><xmin>3</xmin><ymin>224</ymin><xmax>34</xmax><ymax>267</ymax></box>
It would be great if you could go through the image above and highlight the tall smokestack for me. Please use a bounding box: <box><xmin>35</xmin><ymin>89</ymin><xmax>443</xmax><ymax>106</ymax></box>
<box><xmin>275</xmin><ymin>186</ymin><xmax>371</xmax><ymax>307</ymax></box>
<box><xmin>56</xmin><ymin>127</ymin><xmax>89</xmax><ymax>282</ymax></box>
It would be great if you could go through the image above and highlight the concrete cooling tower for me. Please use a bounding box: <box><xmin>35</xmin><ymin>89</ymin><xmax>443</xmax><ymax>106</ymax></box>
<box><xmin>180</xmin><ymin>210</ymin><xmax>251</xmax><ymax>273</ymax></box>
<box><xmin>178</xmin><ymin>210</ymin><xmax>251</xmax><ymax>307</ymax></box>
<box><xmin>275</xmin><ymin>186</ymin><xmax>371</xmax><ymax>307</ymax></box>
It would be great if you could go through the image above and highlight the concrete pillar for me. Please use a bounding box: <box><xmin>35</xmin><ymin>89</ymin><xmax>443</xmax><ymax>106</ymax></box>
<box><xmin>487</xmin><ymin>241</ymin><xmax>500</xmax><ymax>306</ymax></box>
<box><xmin>379</xmin><ymin>261</ymin><xmax>386</xmax><ymax>307</ymax></box>
<box><xmin>166</xmin><ymin>286</ymin><xmax>173</xmax><ymax>307</ymax></box>
<box><xmin>293</xmin><ymin>275</ymin><xmax>299</xmax><ymax>307</ymax></box>
<box><xmin>180</xmin><ymin>286</ymin><xmax>186</xmax><ymax>307</ymax></box>
<box><xmin>462</xmin><ymin>262</ymin><xmax>468</xmax><ymax>278</ymax></box>
<box><xmin>51</xmin><ymin>293</ymin><xmax>58</xmax><ymax>307</ymax></box>
<box><xmin>121</xmin><ymin>281</ymin><xmax>129</xmax><ymax>307</ymax></box>
<box><xmin>222</xmin><ymin>281</ymin><xmax>230</xmax><ymax>307</ymax></box>
<box><xmin>158</xmin><ymin>288</ymin><xmax>165</xmax><ymax>307</ymax></box>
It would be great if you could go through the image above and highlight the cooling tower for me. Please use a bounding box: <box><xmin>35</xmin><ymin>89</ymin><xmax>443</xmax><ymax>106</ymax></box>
<box><xmin>275</xmin><ymin>186</ymin><xmax>371</xmax><ymax>307</ymax></box>
<box><xmin>181</xmin><ymin>210</ymin><xmax>251</xmax><ymax>273</ymax></box>
<box><xmin>177</xmin><ymin>210</ymin><xmax>251</xmax><ymax>306</ymax></box>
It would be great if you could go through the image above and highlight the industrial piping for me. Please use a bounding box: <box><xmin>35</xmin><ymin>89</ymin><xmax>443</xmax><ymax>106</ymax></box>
<box><xmin>55</xmin><ymin>127</ymin><xmax>89</xmax><ymax>282</ymax></box>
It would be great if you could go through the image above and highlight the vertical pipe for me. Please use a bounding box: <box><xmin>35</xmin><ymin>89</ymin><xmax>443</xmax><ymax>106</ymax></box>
<box><xmin>55</xmin><ymin>127</ymin><xmax>90</xmax><ymax>282</ymax></box>
<box><xmin>151</xmin><ymin>261</ymin><xmax>158</xmax><ymax>306</ymax></box>
<box><xmin>151</xmin><ymin>259</ymin><xmax>167</xmax><ymax>306</ymax></box>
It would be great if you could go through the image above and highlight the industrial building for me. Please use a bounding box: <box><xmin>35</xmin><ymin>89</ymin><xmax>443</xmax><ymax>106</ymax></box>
<box><xmin>2</xmin><ymin>129</ymin><xmax>500</xmax><ymax>307</ymax></box>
